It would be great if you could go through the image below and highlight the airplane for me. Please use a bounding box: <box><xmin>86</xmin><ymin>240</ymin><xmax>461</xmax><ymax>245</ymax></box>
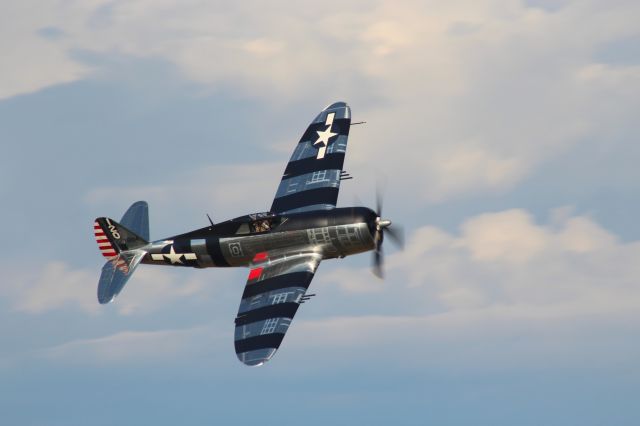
<box><xmin>93</xmin><ymin>102</ymin><xmax>402</xmax><ymax>366</ymax></box>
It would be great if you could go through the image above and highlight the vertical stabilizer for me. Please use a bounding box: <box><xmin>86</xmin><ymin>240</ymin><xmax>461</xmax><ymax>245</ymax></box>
<box><xmin>93</xmin><ymin>217</ymin><xmax>149</xmax><ymax>259</ymax></box>
<box><xmin>120</xmin><ymin>201</ymin><xmax>150</xmax><ymax>242</ymax></box>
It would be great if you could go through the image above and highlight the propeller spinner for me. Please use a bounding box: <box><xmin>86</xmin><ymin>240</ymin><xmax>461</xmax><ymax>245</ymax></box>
<box><xmin>371</xmin><ymin>192</ymin><xmax>404</xmax><ymax>278</ymax></box>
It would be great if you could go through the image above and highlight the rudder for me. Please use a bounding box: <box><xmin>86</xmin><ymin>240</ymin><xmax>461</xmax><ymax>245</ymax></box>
<box><xmin>93</xmin><ymin>217</ymin><xmax>149</xmax><ymax>259</ymax></box>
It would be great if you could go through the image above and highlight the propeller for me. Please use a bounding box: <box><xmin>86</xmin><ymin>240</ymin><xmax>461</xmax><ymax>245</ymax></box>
<box><xmin>372</xmin><ymin>189</ymin><xmax>404</xmax><ymax>278</ymax></box>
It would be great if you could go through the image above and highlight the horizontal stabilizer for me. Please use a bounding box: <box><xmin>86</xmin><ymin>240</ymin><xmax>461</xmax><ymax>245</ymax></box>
<box><xmin>98</xmin><ymin>250</ymin><xmax>146</xmax><ymax>304</ymax></box>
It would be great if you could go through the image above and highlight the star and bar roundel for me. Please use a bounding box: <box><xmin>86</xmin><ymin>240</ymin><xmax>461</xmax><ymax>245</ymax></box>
<box><xmin>150</xmin><ymin>244</ymin><xmax>198</xmax><ymax>265</ymax></box>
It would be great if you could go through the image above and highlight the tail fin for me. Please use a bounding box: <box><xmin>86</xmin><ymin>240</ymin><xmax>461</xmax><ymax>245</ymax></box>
<box><xmin>93</xmin><ymin>217</ymin><xmax>149</xmax><ymax>259</ymax></box>
<box><xmin>94</xmin><ymin>201</ymin><xmax>151</xmax><ymax>304</ymax></box>
<box><xmin>120</xmin><ymin>201</ymin><xmax>150</xmax><ymax>241</ymax></box>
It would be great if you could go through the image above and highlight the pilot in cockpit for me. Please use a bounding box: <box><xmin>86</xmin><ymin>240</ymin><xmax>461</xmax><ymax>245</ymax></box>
<box><xmin>253</xmin><ymin>220</ymin><xmax>271</xmax><ymax>233</ymax></box>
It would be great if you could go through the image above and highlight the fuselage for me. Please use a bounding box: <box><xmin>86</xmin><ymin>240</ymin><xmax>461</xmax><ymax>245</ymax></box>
<box><xmin>140</xmin><ymin>207</ymin><xmax>378</xmax><ymax>268</ymax></box>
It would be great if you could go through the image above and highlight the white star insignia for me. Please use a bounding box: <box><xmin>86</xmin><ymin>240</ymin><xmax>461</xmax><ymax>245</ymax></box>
<box><xmin>164</xmin><ymin>245</ymin><xmax>184</xmax><ymax>264</ymax></box>
<box><xmin>150</xmin><ymin>246</ymin><xmax>197</xmax><ymax>264</ymax></box>
<box><xmin>314</xmin><ymin>112</ymin><xmax>337</xmax><ymax>159</ymax></box>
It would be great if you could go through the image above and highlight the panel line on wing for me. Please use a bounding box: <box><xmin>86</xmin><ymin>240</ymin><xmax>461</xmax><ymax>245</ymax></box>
<box><xmin>234</xmin><ymin>302</ymin><xmax>300</xmax><ymax>326</ymax></box>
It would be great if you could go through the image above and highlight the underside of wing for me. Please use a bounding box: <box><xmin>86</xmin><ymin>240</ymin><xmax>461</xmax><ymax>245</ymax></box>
<box><xmin>270</xmin><ymin>102</ymin><xmax>351</xmax><ymax>214</ymax></box>
<box><xmin>234</xmin><ymin>252</ymin><xmax>322</xmax><ymax>366</ymax></box>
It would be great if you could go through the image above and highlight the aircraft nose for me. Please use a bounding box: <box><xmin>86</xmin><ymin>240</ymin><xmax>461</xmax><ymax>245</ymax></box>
<box><xmin>377</xmin><ymin>218</ymin><xmax>392</xmax><ymax>229</ymax></box>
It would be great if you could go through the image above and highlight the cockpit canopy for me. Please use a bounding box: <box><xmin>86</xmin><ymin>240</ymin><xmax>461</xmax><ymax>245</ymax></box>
<box><xmin>229</xmin><ymin>212</ymin><xmax>283</xmax><ymax>235</ymax></box>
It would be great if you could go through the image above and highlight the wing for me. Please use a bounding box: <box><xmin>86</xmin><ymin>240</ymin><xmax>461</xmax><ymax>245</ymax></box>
<box><xmin>270</xmin><ymin>101</ymin><xmax>351</xmax><ymax>214</ymax></box>
<box><xmin>234</xmin><ymin>252</ymin><xmax>322</xmax><ymax>366</ymax></box>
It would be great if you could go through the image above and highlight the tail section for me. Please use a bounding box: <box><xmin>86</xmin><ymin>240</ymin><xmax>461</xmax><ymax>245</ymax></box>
<box><xmin>94</xmin><ymin>201</ymin><xmax>151</xmax><ymax>304</ymax></box>
<box><xmin>93</xmin><ymin>219</ymin><xmax>119</xmax><ymax>259</ymax></box>
<box><xmin>93</xmin><ymin>217</ymin><xmax>149</xmax><ymax>259</ymax></box>
<box><xmin>120</xmin><ymin>201</ymin><xmax>150</xmax><ymax>241</ymax></box>
<box><xmin>98</xmin><ymin>250</ymin><xmax>146</xmax><ymax>304</ymax></box>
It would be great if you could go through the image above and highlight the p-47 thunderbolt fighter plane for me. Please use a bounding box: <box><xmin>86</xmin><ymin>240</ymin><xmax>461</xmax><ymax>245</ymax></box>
<box><xmin>93</xmin><ymin>102</ymin><xmax>402</xmax><ymax>366</ymax></box>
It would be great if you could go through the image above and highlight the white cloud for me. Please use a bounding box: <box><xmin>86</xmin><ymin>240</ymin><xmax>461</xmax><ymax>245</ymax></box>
<box><xmin>110</xmin><ymin>266</ymin><xmax>207</xmax><ymax>316</ymax></box>
<box><xmin>3</xmin><ymin>259</ymin><xmax>232</xmax><ymax>316</ymax></box>
<box><xmin>0</xmin><ymin>1</ymin><xmax>97</xmax><ymax>99</ymax></box>
<box><xmin>311</xmin><ymin>207</ymin><xmax>640</xmax><ymax>323</ymax></box>
<box><xmin>2</xmin><ymin>1</ymin><xmax>640</xmax><ymax>375</ymax></box>
<box><xmin>42</xmin><ymin>325</ymin><xmax>221</xmax><ymax>363</ymax></box>
<box><xmin>17</xmin><ymin>208</ymin><xmax>639</xmax><ymax>372</ymax></box>
<box><xmin>320</xmin><ymin>265</ymin><xmax>387</xmax><ymax>294</ymax></box>
<box><xmin>9</xmin><ymin>261</ymin><xmax>99</xmax><ymax>314</ymax></box>
<box><xmin>388</xmin><ymin>208</ymin><xmax>640</xmax><ymax>313</ymax></box>
<box><xmin>4</xmin><ymin>0</ymin><xmax>639</xmax><ymax>200</ymax></box>
<box><xmin>461</xmin><ymin>209</ymin><xmax>550</xmax><ymax>263</ymax></box>
<box><xmin>85</xmin><ymin>162</ymin><xmax>283</xmax><ymax>229</ymax></box>
<box><xmin>278</xmin><ymin>209</ymin><xmax>640</xmax><ymax>371</ymax></box>
<box><xmin>12</xmin><ymin>203</ymin><xmax>637</xmax><ymax>369</ymax></box>
<box><xmin>286</xmin><ymin>306</ymin><xmax>639</xmax><ymax>372</ymax></box>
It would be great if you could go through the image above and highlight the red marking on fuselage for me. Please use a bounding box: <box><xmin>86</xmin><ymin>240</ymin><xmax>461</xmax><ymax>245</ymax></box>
<box><xmin>248</xmin><ymin>267</ymin><xmax>263</xmax><ymax>281</ymax></box>
<box><xmin>253</xmin><ymin>252</ymin><xmax>268</xmax><ymax>263</ymax></box>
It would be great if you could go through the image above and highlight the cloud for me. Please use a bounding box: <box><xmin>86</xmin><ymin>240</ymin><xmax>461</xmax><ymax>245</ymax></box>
<box><xmin>279</xmin><ymin>209</ymin><xmax>640</xmax><ymax>371</ymax></box>
<box><xmin>4</xmin><ymin>259</ymin><xmax>231</xmax><ymax>316</ymax></box>
<box><xmin>41</xmin><ymin>325</ymin><xmax>220</xmax><ymax>363</ymax></box>
<box><xmin>461</xmin><ymin>209</ymin><xmax>551</xmax><ymax>263</ymax></box>
<box><xmin>0</xmin><ymin>2</ymin><xmax>91</xmax><ymax>99</ymax></box>
<box><xmin>388</xmin><ymin>208</ymin><xmax>640</xmax><ymax>313</ymax></box>
<box><xmin>109</xmin><ymin>266</ymin><xmax>208</xmax><ymax>316</ymax></box>
<box><xmin>9</xmin><ymin>261</ymin><xmax>99</xmax><ymax>314</ymax></box>
<box><xmin>4</xmin><ymin>0</ymin><xmax>639</xmax><ymax>201</ymax></box>
<box><xmin>287</xmin><ymin>307</ymin><xmax>639</xmax><ymax>373</ymax></box>
<box><xmin>85</xmin><ymin>162</ymin><xmax>283</xmax><ymax>228</ymax></box>
<box><xmin>311</xmin><ymin>207</ymin><xmax>640</xmax><ymax>323</ymax></box>
<box><xmin>12</xmin><ymin>199</ymin><xmax>636</xmax><ymax>364</ymax></box>
<box><xmin>18</xmin><ymin>208</ymin><xmax>638</xmax><ymax>373</ymax></box>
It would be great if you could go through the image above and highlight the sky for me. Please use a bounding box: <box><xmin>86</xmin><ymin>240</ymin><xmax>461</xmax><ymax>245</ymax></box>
<box><xmin>1</xmin><ymin>0</ymin><xmax>640</xmax><ymax>424</ymax></box>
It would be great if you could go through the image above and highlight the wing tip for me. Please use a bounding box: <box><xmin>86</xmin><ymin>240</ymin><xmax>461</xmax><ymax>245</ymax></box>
<box><xmin>318</xmin><ymin>101</ymin><xmax>350</xmax><ymax>121</ymax></box>
<box><xmin>97</xmin><ymin>294</ymin><xmax>115</xmax><ymax>304</ymax></box>
<box><xmin>323</xmin><ymin>101</ymin><xmax>348</xmax><ymax>110</ymax></box>
<box><xmin>236</xmin><ymin>347</ymin><xmax>278</xmax><ymax>367</ymax></box>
